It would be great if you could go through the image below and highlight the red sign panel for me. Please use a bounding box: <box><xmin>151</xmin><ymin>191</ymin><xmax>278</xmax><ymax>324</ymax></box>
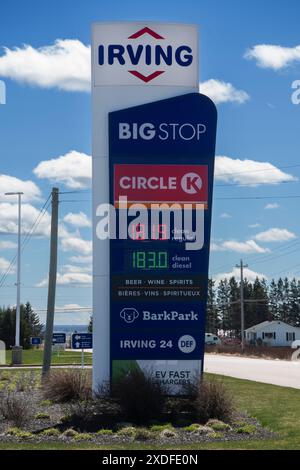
<box><xmin>114</xmin><ymin>164</ymin><xmax>208</xmax><ymax>205</ymax></box>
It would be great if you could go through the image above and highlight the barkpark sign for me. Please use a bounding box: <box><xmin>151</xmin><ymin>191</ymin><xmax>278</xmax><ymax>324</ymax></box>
<box><xmin>92</xmin><ymin>22</ymin><xmax>217</xmax><ymax>394</ymax></box>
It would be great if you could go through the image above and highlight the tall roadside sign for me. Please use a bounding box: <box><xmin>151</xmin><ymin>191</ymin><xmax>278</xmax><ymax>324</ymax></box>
<box><xmin>91</xmin><ymin>22</ymin><xmax>216</xmax><ymax>393</ymax></box>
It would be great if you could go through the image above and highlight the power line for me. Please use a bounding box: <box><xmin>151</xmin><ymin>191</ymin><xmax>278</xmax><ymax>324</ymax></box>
<box><xmin>215</xmin><ymin>195</ymin><xmax>300</xmax><ymax>200</ymax></box>
<box><xmin>215</xmin><ymin>179</ymin><xmax>299</xmax><ymax>188</ymax></box>
<box><xmin>59</xmin><ymin>199</ymin><xmax>91</xmax><ymax>203</ymax></box>
<box><xmin>59</xmin><ymin>190</ymin><xmax>92</xmax><ymax>195</ymax></box>
<box><xmin>211</xmin><ymin>239</ymin><xmax>300</xmax><ymax>276</ymax></box>
<box><xmin>36</xmin><ymin>307</ymin><xmax>92</xmax><ymax>312</ymax></box>
<box><xmin>215</xmin><ymin>163</ymin><xmax>300</xmax><ymax>178</ymax></box>
<box><xmin>0</xmin><ymin>193</ymin><xmax>51</xmax><ymax>288</ymax></box>
<box><xmin>245</xmin><ymin>240</ymin><xmax>300</xmax><ymax>264</ymax></box>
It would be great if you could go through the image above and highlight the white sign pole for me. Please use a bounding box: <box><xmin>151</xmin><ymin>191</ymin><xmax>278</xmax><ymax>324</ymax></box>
<box><xmin>91</xmin><ymin>22</ymin><xmax>199</xmax><ymax>391</ymax></box>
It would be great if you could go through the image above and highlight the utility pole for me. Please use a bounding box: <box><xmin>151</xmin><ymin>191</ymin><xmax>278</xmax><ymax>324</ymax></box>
<box><xmin>42</xmin><ymin>188</ymin><xmax>59</xmax><ymax>376</ymax></box>
<box><xmin>236</xmin><ymin>259</ymin><xmax>248</xmax><ymax>351</ymax></box>
<box><xmin>5</xmin><ymin>191</ymin><xmax>23</xmax><ymax>364</ymax></box>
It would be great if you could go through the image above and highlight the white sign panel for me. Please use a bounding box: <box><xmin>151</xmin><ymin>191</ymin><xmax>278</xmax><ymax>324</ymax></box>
<box><xmin>92</xmin><ymin>22</ymin><xmax>198</xmax><ymax>87</ymax></box>
<box><xmin>92</xmin><ymin>21</ymin><xmax>199</xmax><ymax>391</ymax></box>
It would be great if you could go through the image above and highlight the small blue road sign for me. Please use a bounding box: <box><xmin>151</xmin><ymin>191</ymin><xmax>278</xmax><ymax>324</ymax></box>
<box><xmin>30</xmin><ymin>337</ymin><xmax>41</xmax><ymax>346</ymax></box>
<box><xmin>52</xmin><ymin>333</ymin><xmax>66</xmax><ymax>345</ymax></box>
<box><xmin>72</xmin><ymin>333</ymin><xmax>93</xmax><ymax>349</ymax></box>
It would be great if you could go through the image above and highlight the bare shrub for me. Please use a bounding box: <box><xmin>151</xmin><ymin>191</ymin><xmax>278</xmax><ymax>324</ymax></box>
<box><xmin>0</xmin><ymin>391</ymin><xmax>33</xmax><ymax>427</ymax></box>
<box><xmin>112</xmin><ymin>370</ymin><xmax>167</xmax><ymax>425</ymax></box>
<box><xmin>42</xmin><ymin>369</ymin><xmax>92</xmax><ymax>403</ymax></box>
<box><xmin>195</xmin><ymin>378</ymin><xmax>235</xmax><ymax>424</ymax></box>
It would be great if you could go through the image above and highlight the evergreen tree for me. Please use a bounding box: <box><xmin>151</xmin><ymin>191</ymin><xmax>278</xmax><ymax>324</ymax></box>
<box><xmin>288</xmin><ymin>278</ymin><xmax>300</xmax><ymax>326</ymax></box>
<box><xmin>22</xmin><ymin>302</ymin><xmax>44</xmax><ymax>349</ymax></box>
<box><xmin>206</xmin><ymin>279</ymin><xmax>218</xmax><ymax>333</ymax></box>
<box><xmin>246</xmin><ymin>277</ymin><xmax>270</xmax><ymax>327</ymax></box>
<box><xmin>268</xmin><ymin>279</ymin><xmax>278</xmax><ymax>320</ymax></box>
<box><xmin>216</xmin><ymin>279</ymin><xmax>231</xmax><ymax>333</ymax></box>
<box><xmin>0</xmin><ymin>302</ymin><xmax>43</xmax><ymax>349</ymax></box>
<box><xmin>228</xmin><ymin>276</ymin><xmax>241</xmax><ymax>335</ymax></box>
<box><xmin>88</xmin><ymin>315</ymin><xmax>93</xmax><ymax>333</ymax></box>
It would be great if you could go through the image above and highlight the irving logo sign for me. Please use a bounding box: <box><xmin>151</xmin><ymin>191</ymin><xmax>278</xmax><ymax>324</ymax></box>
<box><xmin>92</xmin><ymin>22</ymin><xmax>198</xmax><ymax>86</ymax></box>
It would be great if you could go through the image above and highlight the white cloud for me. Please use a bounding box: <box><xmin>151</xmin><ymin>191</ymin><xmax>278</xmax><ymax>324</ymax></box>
<box><xmin>0</xmin><ymin>174</ymin><xmax>41</xmax><ymax>202</ymax></box>
<box><xmin>37</xmin><ymin>265</ymin><xmax>92</xmax><ymax>287</ymax></box>
<box><xmin>249</xmin><ymin>223</ymin><xmax>261</xmax><ymax>229</ymax></box>
<box><xmin>210</xmin><ymin>242</ymin><xmax>225</xmax><ymax>252</ymax></box>
<box><xmin>59</xmin><ymin>303</ymin><xmax>91</xmax><ymax>311</ymax></box>
<box><xmin>214</xmin><ymin>267</ymin><xmax>267</xmax><ymax>282</ymax></box>
<box><xmin>223</xmin><ymin>240</ymin><xmax>270</xmax><ymax>254</ymax></box>
<box><xmin>215</xmin><ymin>156</ymin><xmax>296</xmax><ymax>186</ymax></box>
<box><xmin>212</xmin><ymin>239</ymin><xmax>270</xmax><ymax>254</ymax></box>
<box><xmin>0</xmin><ymin>241</ymin><xmax>17</xmax><ymax>249</ymax></box>
<box><xmin>0</xmin><ymin>39</ymin><xmax>90</xmax><ymax>91</ymax></box>
<box><xmin>220</xmin><ymin>212</ymin><xmax>232</xmax><ymax>219</ymax></box>
<box><xmin>0</xmin><ymin>202</ymin><xmax>50</xmax><ymax>236</ymax></box>
<box><xmin>64</xmin><ymin>211</ymin><xmax>91</xmax><ymax>228</ymax></box>
<box><xmin>0</xmin><ymin>257</ymin><xmax>11</xmax><ymax>274</ymax></box>
<box><xmin>61</xmin><ymin>236</ymin><xmax>92</xmax><ymax>255</ymax></box>
<box><xmin>69</xmin><ymin>255</ymin><xmax>92</xmax><ymax>264</ymax></box>
<box><xmin>255</xmin><ymin>228</ymin><xmax>297</xmax><ymax>243</ymax></box>
<box><xmin>264</xmin><ymin>203</ymin><xmax>280</xmax><ymax>210</ymax></box>
<box><xmin>62</xmin><ymin>264</ymin><xmax>91</xmax><ymax>274</ymax></box>
<box><xmin>55</xmin><ymin>271</ymin><xmax>92</xmax><ymax>286</ymax></box>
<box><xmin>200</xmin><ymin>79</ymin><xmax>249</xmax><ymax>104</ymax></box>
<box><xmin>33</xmin><ymin>150</ymin><xmax>91</xmax><ymax>189</ymax></box>
<box><xmin>245</xmin><ymin>44</ymin><xmax>300</xmax><ymax>70</ymax></box>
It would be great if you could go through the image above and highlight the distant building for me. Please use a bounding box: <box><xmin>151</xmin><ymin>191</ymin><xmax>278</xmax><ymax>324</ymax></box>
<box><xmin>245</xmin><ymin>321</ymin><xmax>300</xmax><ymax>347</ymax></box>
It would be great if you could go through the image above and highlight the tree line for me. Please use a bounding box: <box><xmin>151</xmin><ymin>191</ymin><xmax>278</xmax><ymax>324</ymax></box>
<box><xmin>0</xmin><ymin>302</ymin><xmax>43</xmax><ymax>349</ymax></box>
<box><xmin>206</xmin><ymin>277</ymin><xmax>300</xmax><ymax>336</ymax></box>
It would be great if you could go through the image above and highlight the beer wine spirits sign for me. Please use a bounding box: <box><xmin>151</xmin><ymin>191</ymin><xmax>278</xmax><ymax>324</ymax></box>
<box><xmin>109</xmin><ymin>93</ymin><xmax>217</xmax><ymax>392</ymax></box>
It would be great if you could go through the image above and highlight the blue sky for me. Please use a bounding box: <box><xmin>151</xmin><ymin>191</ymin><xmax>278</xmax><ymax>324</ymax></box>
<box><xmin>0</xmin><ymin>0</ymin><xmax>300</xmax><ymax>324</ymax></box>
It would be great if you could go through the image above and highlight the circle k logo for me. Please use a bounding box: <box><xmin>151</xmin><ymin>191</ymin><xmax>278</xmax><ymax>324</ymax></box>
<box><xmin>181</xmin><ymin>173</ymin><xmax>202</xmax><ymax>194</ymax></box>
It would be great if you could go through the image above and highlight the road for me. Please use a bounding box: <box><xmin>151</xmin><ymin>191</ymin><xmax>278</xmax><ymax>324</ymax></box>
<box><xmin>205</xmin><ymin>354</ymin><xmax>300</xmax><ymax>389</ymax></box>
<box><xmin>2</xmin><ymin>353</ymin><xmax>300</xmax><ymax>390</ymax></box>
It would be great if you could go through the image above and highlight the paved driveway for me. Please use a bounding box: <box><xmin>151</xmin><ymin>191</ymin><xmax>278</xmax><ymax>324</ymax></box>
<box><xmin>205</xmin><ymin>354</ymin><xmax>300</xmax><ymax>389</ymax></box>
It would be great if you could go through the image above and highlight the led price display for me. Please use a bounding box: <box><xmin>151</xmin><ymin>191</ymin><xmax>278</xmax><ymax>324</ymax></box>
<box><xmin>132</xmin><ymin>251</ymin><xmax>168</xmax><ymax>269</ymax></box>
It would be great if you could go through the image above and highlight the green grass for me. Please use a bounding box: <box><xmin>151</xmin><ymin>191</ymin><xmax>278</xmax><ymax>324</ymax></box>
<box><xmin>0</xmin><ymin>369</ymin><xmax>40</xmax><ymax>391</ymax></box>
<box><xmin>1</xmin><ymin>372</ymin><xmax>300</xmax><ymax>449</ymax></box>
<box><xmin>3</xmin><ymin>349</ymin><xmax>92</xmax><ymax>366</ymax></box>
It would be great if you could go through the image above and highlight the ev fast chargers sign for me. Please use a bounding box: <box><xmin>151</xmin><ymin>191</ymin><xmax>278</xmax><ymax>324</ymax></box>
<box><xmin>92</xmin><ymin>22</ymin><xmax>210</xmax><ymax>392</ymax></box>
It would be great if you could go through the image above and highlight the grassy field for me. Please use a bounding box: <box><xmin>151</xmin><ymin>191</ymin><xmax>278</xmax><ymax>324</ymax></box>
<box><xmin>3</xmin><ymin>349</ymin><xmax>92</xmax><ymax>366</ymax></box>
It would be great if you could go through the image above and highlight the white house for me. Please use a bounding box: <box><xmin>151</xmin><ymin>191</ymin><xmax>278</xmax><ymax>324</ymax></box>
<box><xmin>245</xmin><ymin>321</ymin><xmax>300</xmax><ymax>347</ymax></box>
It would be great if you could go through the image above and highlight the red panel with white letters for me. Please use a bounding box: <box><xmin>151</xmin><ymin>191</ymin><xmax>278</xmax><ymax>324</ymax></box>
<box><xmin>114</xmin><ymin>164</ymin><xmax>208</xmax><ymax>205</ymax></box>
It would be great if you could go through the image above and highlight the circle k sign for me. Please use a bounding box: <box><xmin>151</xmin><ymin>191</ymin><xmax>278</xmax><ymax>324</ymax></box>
<box><xmin>114</xmin><ymin>164</ymin><xmax>208</xmax><ymax>205</ymax></box>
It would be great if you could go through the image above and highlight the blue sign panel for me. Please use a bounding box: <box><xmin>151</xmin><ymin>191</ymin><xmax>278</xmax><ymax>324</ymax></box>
<box><xmin>72</xmin><ymin>333</ymin><xmax>93</xmax><ymax>349</ymax></box>
<box><xmin>108</xmin><ymin>93</ymin><xmax>217</xmax><ymax>392</ymax></box>
<box><xmin>52</xmin><ymin>333</ymin><xmax>66</xmax><ymax>345</ymax></box>
<box><xmin>30</xmin><ymin>337</ymin><xmax>41</xmax><ymax>346</ymax></box>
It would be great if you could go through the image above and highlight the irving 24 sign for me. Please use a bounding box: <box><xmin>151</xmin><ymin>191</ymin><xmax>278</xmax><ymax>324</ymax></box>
<box><xmin>109</xmin><ymin>93</ymin><xmax>217</xmax><ymax>392</ymax></box>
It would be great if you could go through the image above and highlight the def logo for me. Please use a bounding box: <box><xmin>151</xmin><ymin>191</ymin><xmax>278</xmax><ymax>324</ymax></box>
<box><xmin>93</xmin><ymin>23</ymin><xmax>198</xmax><ymax>87</ymax></box>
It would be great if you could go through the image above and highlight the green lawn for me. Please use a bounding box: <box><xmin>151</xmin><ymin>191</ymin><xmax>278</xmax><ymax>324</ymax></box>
<box><xmin>3</xmin><ymin>349</ymin><xmax>92</xmax><ymax>366</ymax></box>
<box><xmin>1</xmin><ymin>372</ymin><xmax>300</xmax><ymax>449</ymax></box>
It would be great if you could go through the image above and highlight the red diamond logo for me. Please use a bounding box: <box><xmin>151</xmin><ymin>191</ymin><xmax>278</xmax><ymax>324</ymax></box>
<box><xmin>128</xmin><ymin>27</ymin><xmax>164</xmax><ymax>40</ymax></box>
<box><xmin>128</xmin><ymin>70</ymin><xmax>165</xmax><ymax>83</ymax></box>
